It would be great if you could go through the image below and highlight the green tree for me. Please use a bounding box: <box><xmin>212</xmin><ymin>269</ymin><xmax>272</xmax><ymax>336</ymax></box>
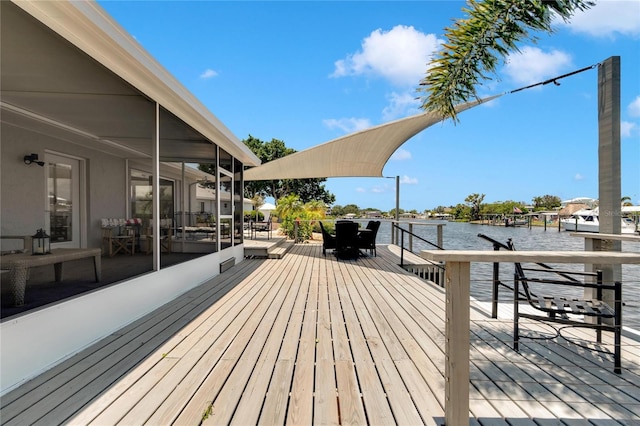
<box><xmin>275</xmin><ymin>195</ymin><xmax>327</xmax><ymax>240</ymax></box>
<box><xmin>342</xmin><ymin>204</ymin><xmax>361</xmax><ymax>216</ymax></box>
<box><xmin>242</xmin><ymin>135</ymin><xmax>335</xmax><ymax>205</ymax></box>
<box><xmin>465</xmin><ymin>193</ymin><xmax>485</xmax><ymax>220</ymax></box>
<box><xmin>483</xmin><ymin>200</ymin><xmax>527</xmax><ymax>215</ymax></box>
<box><xmin>330</xmin><ymin>204</ymin><xmax>345</xmax><ymax>217</ymax></box>
<box><xmin>284</xmin><ymin>179</ymin><xmax>336</xmax><ymax>205</ymax></box>
<box><xmin>452</xmin><ymin>203</ymin><xmax>471</xmax><ymax>220</ymax></box>
<box><xmin>274</xmin><ymin>194</ymin><xmax>304</xmax><ymax>220</ymax></box>
<box><xmin>419</xmin><ymin>0</ymin><xmax>594</xmax><ymax>122</ymax></box>
<box><xmin>388</xmin><ymin>208</ymin><xmax>405</xmax><ymax>218</ymax></box>
<box><xmin>532</xmin><ymin>194</ymin><xmax>562</xmax><ymax>210</ymax></box>
<box><xmin>621</xmin><ymin>196</ymin><xmax>633</xmax><ymax>206</ymax></box>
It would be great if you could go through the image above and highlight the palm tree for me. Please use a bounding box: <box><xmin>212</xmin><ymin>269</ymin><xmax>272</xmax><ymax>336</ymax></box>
<box><xmin>274</xmin><ymin>194</ymin><xmax>304</xmax><ymax>220</ymax></box>
<box><xmin>419</xmin><ymin>0</ymin><xmax>594</xmax><ymax>122</ymax></box>
<box><xmin>303</xmin><ymin>200</ymin><xmax>327</xmax><ymax>220</ymax></box>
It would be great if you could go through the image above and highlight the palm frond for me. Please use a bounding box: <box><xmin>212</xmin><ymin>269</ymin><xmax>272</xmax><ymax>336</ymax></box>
<box><xmin>419</xmin><ymin>0</ymin><xmax>594</xmax><ymax>122</ymax></box>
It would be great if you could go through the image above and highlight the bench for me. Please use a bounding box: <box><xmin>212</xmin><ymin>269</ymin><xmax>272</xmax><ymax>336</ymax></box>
<box><xmin>514</xmin><ymin>264</ymin><xmax>622</xmax><ymax>373</ymax></box>
<box><xmin>0</xmin><ymin>248</ymin><xmax>101</xmax><ymax>306</ymax></box>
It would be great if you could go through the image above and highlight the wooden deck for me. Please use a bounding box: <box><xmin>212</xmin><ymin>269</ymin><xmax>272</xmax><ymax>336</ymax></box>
<box><xmin>2</xmin><ymin>243</ymin><xmax>640</xmax><ymax>425</ymax></box>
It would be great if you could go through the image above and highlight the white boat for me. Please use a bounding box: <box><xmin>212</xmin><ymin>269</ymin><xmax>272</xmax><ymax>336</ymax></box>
<box><xmin>561</xmin><ymin>207</ymin><xmax>638</xmax><ymax>234</ymax></box>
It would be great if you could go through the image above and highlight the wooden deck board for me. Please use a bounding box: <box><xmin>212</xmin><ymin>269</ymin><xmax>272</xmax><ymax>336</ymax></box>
<box><xmin>5</xmin><ymin>260</ymin><xmax>263</xmax><ymax>426</ymax></box>
<box><xmin>2</xmin><ymin>243</ymin><xmax>640</xmax><ymax>425</ymax></box>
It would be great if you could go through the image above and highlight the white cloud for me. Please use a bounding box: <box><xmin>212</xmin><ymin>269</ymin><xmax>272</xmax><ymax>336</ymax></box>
<box><xmin>200</xmin><ymin>69</ymin><xmax>218</xmax><ymax>79</ymax></box>
<box><xmin>574</xmin><ymin>173</ymin><xmax>586</xmax><ymax>181</ymax></box>
<box><xmin>370</xmin><ymin>186</ymin><xmax>386</xmax><ymax>193</ymax></box>
<box><xmin>330</xmin><ymin>25</ymin><xmax>442</xmax><ymax>87</ymax></box>
<box><xmin>356</xmin><ymin>187</ymin><xmax>366</xmax><ymax>193</ymax></box>
<box><xmin>322</xmin><ymin>117</ymin><xmax>372</xmax><ymax>133</ymax></box>
<box><xmin>558</xmin><ymin>0</ymin><xmax>640</xmax><ymax>38</ymax></box>
<box><xmin>400</xmin><ymin>175</ymin><xmax>418</xmax><ymax>184</ymax></box>
<box><xmin>629</xmin><ymin>96</ymin><xmax>640</xmax><ymax>117</ymax></box>
<box><xmin>621</xmin><ymin>120</ymin><xmax>637</xmax><ymax>138</ymax></box>
<box><xmin>382</xmin><ymin>91</ymin><xmax>421</xmax><ymax>120</ymax></box>
<box><xmin>390</xmin><ymin>148</ymin><xmax>412</xmax><ymax>161</ymax></box>
<box><xmin>504</xmin><ymin>46</ymin><xmax>573</xmax><ymax>85</ymax></box>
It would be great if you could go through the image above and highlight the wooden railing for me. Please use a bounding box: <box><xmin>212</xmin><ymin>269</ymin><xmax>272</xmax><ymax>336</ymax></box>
<box><xmin>419</xmin><ymin>249</ymin><xmax>640</xmax><ymax>426</ymax></box>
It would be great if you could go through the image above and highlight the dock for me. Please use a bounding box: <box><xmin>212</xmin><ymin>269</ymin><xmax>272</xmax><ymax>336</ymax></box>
<box><xmin>1</xmin><ymin>243</ymin><xmax>639</xmax><ymax>424</ymax></box>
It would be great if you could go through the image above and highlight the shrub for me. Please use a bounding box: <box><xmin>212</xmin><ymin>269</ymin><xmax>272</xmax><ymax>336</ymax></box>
<box><xmin>244</xmin><ymin>210</ymin><xmax>264</xmax><ymax>222</ymax></box>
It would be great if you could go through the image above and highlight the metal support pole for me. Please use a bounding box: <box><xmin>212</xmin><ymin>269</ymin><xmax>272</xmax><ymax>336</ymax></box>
<box><xmin>395</xmin><ymin>175</ymin><xmax>400</xmax><ymax>244</ymax></box>
<box><xmin>491</xmin><ymin>243</ymin><xmax>500</xmax><ymax>319</ymax></box>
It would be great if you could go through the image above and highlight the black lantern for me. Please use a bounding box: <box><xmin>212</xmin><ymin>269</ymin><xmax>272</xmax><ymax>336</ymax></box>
<box><xmin>32</xmin><ymin>228</ymin><xmax>51</xmax><ymax>255</ymax></box>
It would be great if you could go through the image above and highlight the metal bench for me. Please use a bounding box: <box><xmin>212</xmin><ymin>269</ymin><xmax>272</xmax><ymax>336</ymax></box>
<box><xmin>514</xmin><ymin>264</ymin><xmax>622</xmax><ymax>373</ymax></box>
<box><xmin>0</xmin><ymin>248</ymin><xmax>101</xmax><ymax>306</ymax></box>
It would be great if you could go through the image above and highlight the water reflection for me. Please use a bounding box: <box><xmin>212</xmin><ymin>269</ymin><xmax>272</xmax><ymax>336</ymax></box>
<box><xmin>365</xmin><ymin>220</ymin><xmax>640</xmax><ymax>329</ymax></box>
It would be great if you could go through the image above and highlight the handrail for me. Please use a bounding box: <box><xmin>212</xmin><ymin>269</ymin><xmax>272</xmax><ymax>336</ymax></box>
<box><xmin>392</xmin><ymin>223</ymin><xmax>444</xmax><ymax>267</ymax></box>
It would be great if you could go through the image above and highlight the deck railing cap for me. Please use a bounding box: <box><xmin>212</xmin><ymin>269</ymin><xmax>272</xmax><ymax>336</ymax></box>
<box><xmin>420</xmin><ymin>250</ymin><xmax>640</xmax><ymax>264</ymax></box>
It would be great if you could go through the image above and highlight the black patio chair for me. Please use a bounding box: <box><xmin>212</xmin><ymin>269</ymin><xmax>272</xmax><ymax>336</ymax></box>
<box><xmin>335</xmin><ymin>221</ymin><xmax>359</xmax><ymax>260</ymax></box>
<box><xmin>251</xmin><ymin>214</ymin><xmax>272</xmax><ymax>239</ymax></box>
<box><xmin>319</xmin><ymin>221</ymin><xmax>336</xmax><ymax>256</ymax></box>
<box><xmin>514</xmin><ymin>262</ymin><xmax>622</xmax><ymax>374</ymax></box>
<box><xmin>358</xmin><ymin>220</ymin><xmax>381</xmax><ymax>256</ymax></box>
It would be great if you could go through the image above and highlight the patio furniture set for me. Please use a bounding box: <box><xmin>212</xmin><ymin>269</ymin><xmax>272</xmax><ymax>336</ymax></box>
<box><xmin>320</xmin><ymin>220</ymin><xmax>381</xmax><ymax>259</ymax></box>
<box><xmin>101</xmin><ymin>218</ymin><xmax>176</xmax><ymax>256</ymax></box>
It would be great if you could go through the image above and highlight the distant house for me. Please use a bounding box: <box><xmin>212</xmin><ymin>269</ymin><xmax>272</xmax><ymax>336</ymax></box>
<box><xmin>259</xmin><ymin>202</ymin><xmax>277</xmax><ymax>220</ymax></box>
<box><xmin>400</xmin><ymin>213</ymin><xmax>418</xmax><ymax>219</ymax></box>
<box><xmin>0</xmin><ymin>0</ymin><xmax>260</xmax><ymax>394</ymax></box>
<box><xmin>365</xmin><ymin>211</ymin><xmax>383</xmax><ymax>218</ymax></box>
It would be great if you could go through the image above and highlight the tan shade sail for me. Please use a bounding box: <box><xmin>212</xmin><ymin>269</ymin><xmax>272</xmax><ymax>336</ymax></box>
<box><xmin>244</xmin><ymin>96</ymin><xmax>500</xmax><ymax>181</ymax></box>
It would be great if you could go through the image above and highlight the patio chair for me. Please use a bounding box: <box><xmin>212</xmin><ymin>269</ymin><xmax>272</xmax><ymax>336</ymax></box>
<box><xmin>334</xmin><ymin>221</ymin><xmax>359</xmax><ymax>260</ymax></box>
<box><xmin>251</xmin><ymin>215</ymin><xmax>272</xmax><ymax>239</ymax></box>
<box><xmin>358</xmin><ymin>220</ymin><xmax>381</xmax><ymax>256</ymax></box>
<box><xmin>514</xmin><ymin>262</ymin><xmax>622</xmax><ymax>374</ymax></box>
<box><xmin>101</xmin><ymin>219</ymin><xmax>135</xmax><ymax>257</ymax></box>
<box><xmin>319</xmin><ymin>221</ymin><xmax>336</xmax><ymax>255</ymax></box>
<box><xmin>142</xmin><ymin>220</ymin><xmax>173</xmax><ymax>254</ymax></box>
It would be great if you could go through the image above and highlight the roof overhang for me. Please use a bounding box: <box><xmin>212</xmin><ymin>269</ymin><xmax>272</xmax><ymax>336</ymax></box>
<box><xmin>1</xmin><ymin>0</ymin><xmax>260</xmax><ymax>166</ymax></box>
<box><xmin>244</xmin><ymin>96</ymin><xmax>499</xmax><ymax>181</ymax></box>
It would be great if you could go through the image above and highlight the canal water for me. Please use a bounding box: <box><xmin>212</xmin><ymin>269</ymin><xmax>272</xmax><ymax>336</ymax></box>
<box><xmin>359</xmin><ymin>219</ymin><xmax>640</xmax><ymax>330</ymax></box>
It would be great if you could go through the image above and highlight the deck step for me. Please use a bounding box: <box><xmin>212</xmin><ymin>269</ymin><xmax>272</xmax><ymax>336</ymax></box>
<box><xmin>244</xmin><ymin>237</ymin><xmax>294</xmax><ymax>259</ymax></box>
<box><xmin>267</xmin><ymin>240</ymin><xmax>295</xmax><ymax>259</ymax></box>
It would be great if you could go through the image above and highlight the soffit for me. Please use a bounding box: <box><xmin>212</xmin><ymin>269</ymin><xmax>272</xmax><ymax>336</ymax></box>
<box><xmin>1</xmin><ymin>1</ymin><xmax>260</xmax><ymax>166</ymax></box>
<box><xmin>244</xmin><ymin>96</ymin><xmax>499</xmax><ymax>181</ymax></box>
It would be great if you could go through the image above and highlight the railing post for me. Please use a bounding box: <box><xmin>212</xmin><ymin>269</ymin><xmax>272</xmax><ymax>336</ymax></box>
<box><xmin>391</xmin><ymin>221</ymin><xmax>395</xmax><ymax>245</ymax></box>
<box><xmin>491</xmin><ymin>243</ymin><xmax>500</xmax><ymax>319</ymax></box>
<box><xmin>444</xmin><ymin>261</ymin><xmax>470</xmax><ymax>426</ymax></box>
<box><xmin>400</xmin><ymin>230</ymin><xmax>404</xmax><ymax>266</ymax></box>
<box><xmin>408</xmin><ymin>223</ymin><xmax>413</xmax><ymax>252</ymax></box>
<box><xmin>437</xmin><ymin>224</ymin><xmax>443</xmax><ymax>249</ymax></box>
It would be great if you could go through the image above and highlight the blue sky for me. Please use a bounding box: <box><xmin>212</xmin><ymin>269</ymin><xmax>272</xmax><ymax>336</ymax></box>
<box><xmin>99</xmin><ymin>0</ymin><xmax>640</xmax><ymax>211</ymax></box>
